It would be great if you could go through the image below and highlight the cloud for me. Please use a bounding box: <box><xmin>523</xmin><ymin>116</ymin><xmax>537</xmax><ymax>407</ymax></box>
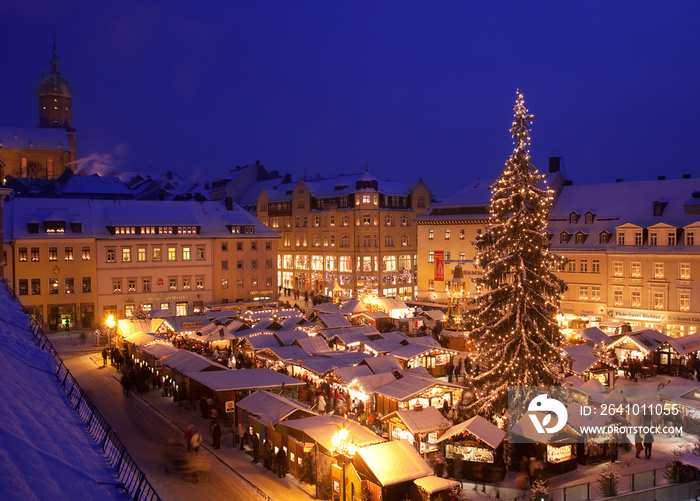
<box><xmin>73</xmin><ymin>143</ymin><xmax>128</xmax><ymax>176</ymax></box>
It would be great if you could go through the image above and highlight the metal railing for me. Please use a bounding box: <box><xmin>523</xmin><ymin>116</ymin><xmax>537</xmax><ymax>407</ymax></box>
<box><xmin>2</xmin><ymin>280</ymin><xmax>161</xmax><ymax>501</ymax></box>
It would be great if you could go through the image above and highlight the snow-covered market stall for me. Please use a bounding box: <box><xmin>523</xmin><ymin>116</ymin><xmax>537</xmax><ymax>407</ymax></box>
<box><xmin>380</xmin><ymin>405</ymin><xmax>449</xmax><ymax>456</ymax></box>
<box><xmin>437</xmin><ymin>415</ymin><xmax>506</xmax><ymax>483</ymax></box>
<box><xmin>511</xmin><ymin>412</ymin><xmax>580</xmax><ymax>475</ymax></box>
<box><xmin>659</xmin><ymin>378</ymin><xmax>700</xmax><ymax>436</ymax></box>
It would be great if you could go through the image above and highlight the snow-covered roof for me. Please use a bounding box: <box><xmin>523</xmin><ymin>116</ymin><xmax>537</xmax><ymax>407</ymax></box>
<box><xmin>679</xmin><ymin>454</ymin><xmax>700</xmax><ymax>469</ymax></box>
<box><xmin>247</xmin><ymin>334</ymin><xmax>283</xmax><ymax>350</ymax></box>
<box><xmin>381</xmin><ymin>406</ymin><xmax>449</xmax><ymax>434</ymax></box>
<box><xmin>574</xmin><ymin>327</ymin><xmax>613</xmax><ymax>346</ymax></box>
<box><xmin>413</xmin><ymin>476</ymin><xmax>461</xmax><ymax>495</ymax></box>
<box><xmin>295</xmin><ymin>336</ymin><xmax>332</xmax><ymax>354</ymax></box>
<box><xmin>373</xmin><ymin>297</ymin><xmax>408</xmax><ymax>312</ymax></box>
<box><xmin>274</xmin><ymin>330</ymin><xmax>310</xmax><ymax>346</ymax></box>
<box><xmin>610</xmin><ymin>329</ymin><xmax>670</xmax><ymax>353</ymax></box>
<box><xmin>314</xmin><ymin>300</ymin><xmax>363</xmax><ymax>315</ymax></box>
<box><xmin>421</xmin><ymin>310</ymin><xmax>446</xmax><ymax>321</ymax></box>
<box><xmin>564</xmin><ymin>344</ymin><xmax>601</xmax><ymax>373</ymax></box>
<box><xmin>187</xmin><ymin>368</ymin><xmax>304</xmax><ymax>391</ymax></box>
<box><xmin>258</xmin><ymin>345</ymin><xmax>310</xmax><ymax>363</ymax></box>
<box><xmin>390</xmin><ymin>343</ymin><xmax>455</xmax><ymax>361</ymax></box>
<box><xmin>319</xmin><ymin>312</ymin><xmax>352</xmax><ymax>329</ymax></box>
<box><xmin>0</xmin><ymin>126</ymin><xmax>70</xmax><ymax>150</ymax></box>
<box><xmin>356</xmin><ymin>440</ymin><xmax>433</xmax><ymax>487</ymax></box>
<box><xmin>295</xmin><ymin>355</ymin><xmax>347</xmax><ymax>376</ymax></box>
<box><xmin>438</xmin><ymin>415</ymin><xmax>506</xmax><ymax>449</ymax></box>
<box><xmin>236</xmin><ymin>390</ymin><xmax>314</xmax><ymax>426</ymax></box>
<box><xmin>141</xmin><ymin>343</ymin><xmax>179</xmax><ymax>359</ymax></box>
<box><xmin>118</xmin><ymin>318</ymin><xmax>165</xmax><ymax>337</ymax></box>
<box><xmin>282</xmin><ymin>415</ymin><xmax>384</xmax><ymax>452</ymax></box>
<box><xmin>665</xmin><ymin>332</ymin><xmax>700</xmax><ymax>355</ymax></box>
<box><xmin>322</xmin><ymin>329</ymin><xmax>371</xmax><ymax>346</ymax></box>
<box><xmin>403</xmin><ymin>335</ymin><xmax>441</xmax><ymax>349</ymax></box>
<box><xmin>329</xmin><ymin>365</ymin><xmax>374</xmax><ymax>384</ymax></box>
<box><xmin>658</xmin><ymin>378</ymin><xmax>700</xmax><ymax>409</ymax></box>
<box><xmin>360</xmin><ymin>355</ymin><xmax>402</xmax><ymax>374</ymax></box>
<box><xmin>317</xmin><ymin>350</ymin><xmax>372</xmax><ymax>365</ymax></box>
<box><xmin>123</xmin><ymin>331</ymin><xmax>165</xmax><ymax>348</ymax></box>
<box><xmin>0</xmin><ymin>283</ymin><xmax>125</xmax><ymax>500</ymax></box>
<box><xmin>374</xmin><ymin>374</ymin><xmax>451</xmax><ymax>401</ymax></box>
<box><xmin>161</xmin><ymin>349</ymin><xmax>224</xmax><ymax>374</ymax></box>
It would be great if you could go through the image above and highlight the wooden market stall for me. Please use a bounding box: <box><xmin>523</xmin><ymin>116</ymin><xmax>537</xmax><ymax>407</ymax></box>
<box><xmin>511</xmin><ymin>412</ymin><xmax>580</xmax><ymax>475</ymax></box>
<box><xmin>437</xmin><ymin>415</ymin><xmax>507</xmax><ymax>483</ymax></box>
<box><xmin>373</xmin><ymin>373</ymin><xmax>463</xmax><ymax>416</ymax></box>
<box><xmin>567</xmin><ymin>402</ymin><xmax>630</xmax><ymax>464</ymax></box>
<box><xmin>381</xmin><ymin>405</ymin><xmax>449</xmax><ymax>456</ymax></box>
<box><xmin>659</xmin><ymin>378</ymin><xmax>700</xmax><ymax>437</ymax></box>
<box><xmin>410</xmin><ymin>476</ymin><xmax>461</xmax><ymax>501</ymax></box>
<box><xmin>389</xmin><ymin>344</ymin><xmax>459</xmax><ymax>377</ymax></box>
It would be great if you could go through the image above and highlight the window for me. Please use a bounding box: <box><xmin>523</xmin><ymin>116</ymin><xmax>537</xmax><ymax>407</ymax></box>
<box><xmin>401</xmin><ymin>234</ymin><xmax>409</xmax><ymax>247</ymax></box>
<box><xmin>445</xmin><ymin>229</ymin><xmax>451</xmax><ymax>240</ymax></box>
<box><xmin>613</xmin><ymin>289</ymin><xmax>623</xmax><ymax>306</ymax></box>
<box><xmin>168</xmin><ymin>247</ymin><xmax>176</xmax><ymax>261</ymax></box>
<box><xmin>197</xmin><ymin>246</ymin><xmax>205</xmax><ymax>260</ymax></box>
<box><xmin>460</xmin><ymin>229</ymin><xmax>465</xmax><ymax>240</ymax></box>
<box><xmin>383</xmin><ymin>256</ymin><xmax>397</xmax><ymax>271</ymax></box>
<box><xmin>142</xmin><ymin>279</ymin><xmax>151</xmax><ymax>292</ymax></box>
<box><xmin>330</xmin><ymin>235</ymin><xmax>335</xmax><ymax>247</ymax></box>
<box><xmin>313</xmin><ymin>235</ymin><xmax>321</xmax><ymax>247</ymax></box>
<box><xmin>82</xmin><ymin>246</ymin><xmax>91</xmax><ymax>261</ymax></box>
<box><xmin>82</xmin><ymin>277</ymin><xmax>91</xmax><ymax>293</ymax></box>
<box><xmin>633</xmin><ymin>231</ymin><xmax>642</xmax><ymax>245</ymax></box>
<box><xmin>631</xmin><ymin>262</ymin><xmax>641</xmax><ymax>278</ymax></box>
<box><xmin>71</xmin><ymin>222</ymin><xmax>82</xmax><ymax>233</ymax></box>
<box><xmin>613</xmin><ymin>262</ymin><xmax>623</xmax><ymax>276</ymax></box>
<box><xmin>417</xmin><ymin>196</ymin><xmax>426</xmax><ymax>208</ymax></box>
<box><xmin>401</xmin><ymin>214</ymin><xmax>409</xmax><ymax>226</ymax></box>
<box><xmin>31</xmin><ymin>279</ymin><xmax>41</xmax><ymax>295</ymax></box>
<box><xmin>428</xmin><ymin>251</ymin><xmax>434</xmax><ymax>263</ymax></box>
<box><xmin>567</xmin><ymin>260</ymin><xmax>576</xmax><ymax>272</ymax></box>
<box><xmin>265</xmin><ymin>241</ymin><xmax>272</xmax><ymax>251</ymax></box>
<box><xmin>122</xmin><ymin>248</ymin><xmax>131</xmax><ymax>262</ymax></box>
<box><xmin>138</xmin><ymin>247</ymin><xmax>147</xmax><ymax>262</ymax></box>
<box><xmin>649</xmin><ymin>232</ymin><xmax>658</xmax><ymax>246</ymax></box>
<box><xmin>569</xmin><ymin>212</ymin><xmax>579</xmax><ymax>223</ymax></box>
<box><xmin>653</xmin><ymin>291</ymin><xmax>665</xmax><ymax>310</ymax></box>
<box><xmin>18</xmin><ymin>279</ymin><xmax>28</xmax><ymax>295</ymax></box>
<box><xmin>297</xmin><ymin>199</ymin><xmax>305</xmax><ymax>209</ymax></box>
<box><xmin>313</xmin><ymin>216</ymin><xmax>320</xmax><ymax>227</ymax></box>
<box><xmin>113</xmin><ymin>280</ymin><xmax>122</xmax><ymax>293</ymax></box>
<box><xmin>221</xmin><ymin>278</ymin><xmax>229</xmax><ymax>289</ymax></box>
<box><xmin>251</xmin><ymin>259</ymin><xmax>258</xmax><ymax>269</ymax></box>
<box><xmin>62</xmin><ymin>247</ymin><xmax>73</xmax><ymax>261</ymax></box>
<box><xmin>680</xmin><ymin>292</ymin><xmax>690</xmax><ymax>312</ymax></box>
<box><xmin>680</xmin><ymin>263</ymin><xmax>691</xmax><ymax>280</ymax></box>
<box><xmin>19</xmin><ymin>248</ymin><xmax>27</xmax><ymax>262</ymax></box>
<box><xmin>183</xmin><ymin>277</ymin><xmax>191</xmax><ymax>290</ymax></box>
<box><xmin>460</xmin><ymin>251</ymin><xmax>466</xmax><ymax>260</ymax></box>
<box><xmin>196</xmin><ymin>277</ymin><xmax>204</xmax><ymax>289</ymax></box>
<box><xmin>591</xmin><ymin>259</ymin><xmax>600</xmax><ymax>273</ymax></box>
<box><xmin>49</xmin><ymin>278</ymin><xmax>59</xmax><ymax>295</ymax></box>
<box><xmin>175</xmin><ymin>302</ymin><xmax>187</xmax><ymax>316</ymax></box>
<box><xmin>579</xmin><ymin>286</ymin><xmax>588</xmax><ymax>300</ymax></box>
<box><xmin>575</xmin><ymin>232</ymin><xmax>588</xmax><ymax>244</ymax></box>
<box><xmin>363</xmin><ymin>235</ymin><xmax>371</xmax><ymax>248</ymax></box>
<box><xmin>686</xmin><ymin>231</ymin><xmax>695</xmax><ymax>246</ymax></box>
<box><xmin>27</xmin><ymin>222</ymin><xmax>39</xmax><ymax>234</ymax></box>
<box><xmin>237</xmin><ymin>278</ymin><xmax>244</xmax><ymax>288</ymax></box>
<box><xmin>341</xmin><ymin>215</ymin><xmax>350</xmax><ymax>227</ymax></box>
<box><xmin>251</xmin><ymin>277</ymin><xmax>258</xmax><ymax>287</ymax></box>
<box><xmin>362</xmin><ymin>214</ymin><xmax>371</xmax><ymax>226</ymax></box>
<box><xmin>599</xmin><ymin>232</ymin><xmax>611</xmax><ymax>244</ymax></box>
<box><xmin>221</xmin><ymin>260</ymin><xmax>228</xmax><ymax>270</ymax></box>
<box><xmin>617</xmin><ymin>232</ymin><xmax>625</xmax><ymax>245</ymax></box>
<box><xmin>340</xmin><ymin>256</ymin><xmax>352</xmax><ymax>272</ymax></box>
<box><xmin>654</xmin><ymin>263</ymin><xmax>664</xmax><ymax>279</ymax></box>
<box><xmin>49</xmin><ymin>247</ymin><xmax>58</xmax><ymax>261</ymax></box>
<box><xmin>237</xmin><ymin>241</ymin><xmax>243</xmax><ymax>251</ymax></box>
<box><xmin>153</xmin><ymin>247</ymin><xmax>162</xmax><ymax>262</ymax></box>
<box><xmin>585</xmin><ymin>213</ymin><xmax>595</xmax><ymax>224</ymax></box>
<box><xmin>341</xmin><ymin>235</ymin><xmax>350</xmax><ymax>247</ymax></box>
<box><xmin>580</xmin><ymin>259</ymin><xmax>588</xmax><ymax>272</ymax></box>
<box><xmin>265</xmin><ymin>277</ymin><xmax>273</xmax><ymax>287</ymax></box>
<box><xmin>182</xmin><ymin>246</ymin><xmax>191</xmax><ymax>261</ymax></box>
<box><xmin>385</xmin><ymin>214</ymin><xmax>394</xmax><ymax>226</ymax></box>
<box><xmin>560</xmin><ymin>232</ymin><xmax>571</xmax><ymax>244</ymax></box>
<box><xmin>591</xmin><ymin>286</ymin><xmax>600</xmax><ymax>301</ymax></box>
<box><xmin>237</xmin><ymin>260</ymin><xmax>243</xmax><ymax>270</ymax></box>
<box><xmin>385</xmin><ymin>234</ymin><xmax>394</xmax><ymax>247</ymax></box>
<box><xmin>428</xmin><ymin>229</ymin><xmax>434</xmax><ymax>240</ymax></box>
<box><xmin>251</xmin><ymin>241</ymin><xmax>257</xmax><ymax>251</ymax></box>
<box><xmin>668</xmin><ymin>232</ymin><xmax>676</xmax><ymax>246</ymax></box>
<box><xmin>107</xmin><ymin>248</ymin><xmax>115</xmax><ymax>263</ymax></box>
<box><xmin>221</xmin><ymin>241</ymin><xmax>228</xmax><ymax>252</ymax></box>
<box><xmin>127</xmin><ymin>279</ymin><xmax>136</xmax><ymax>292</ymax></box>
<box><xmin>428</xmin><ymin>279</ymin><xmax>434</xmax><ymax>291</ymax></box>
<box><xmin>31</xmin><ymin>248</ymin><xmax>40</xmax><ymax>262</ymax></box>
<box><xmin>169</xmin><ymin>278</ymin><xmax>177</xmax><ymax>290</ymax></box>
<box><xmin>631</xmin><ymin>290</ymin><xmax>641</xmax><ymax>308</ymax></box>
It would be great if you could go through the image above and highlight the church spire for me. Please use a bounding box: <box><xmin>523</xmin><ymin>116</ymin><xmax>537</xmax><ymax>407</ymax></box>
<box><xmin>49</xmin><ymin>36</ymin><xmax>60</xmax><ymax>75</ymax></box>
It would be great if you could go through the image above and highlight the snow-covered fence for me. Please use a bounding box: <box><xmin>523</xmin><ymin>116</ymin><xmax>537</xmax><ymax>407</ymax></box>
<box><xmin>1</xmin><ymin>280</ymin><xmax>161</xmax><ymax>501</ymax></box>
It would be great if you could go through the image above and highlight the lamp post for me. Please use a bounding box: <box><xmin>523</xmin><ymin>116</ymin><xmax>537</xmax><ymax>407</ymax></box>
<box><xmin>331</xmin><ymin>426</ymin><xmax>357</xmax><ymax>501</ymax></box>
<box><xmin>106</xmin><ymin>315</ymin><xmax>116</xmax><ymax>350</ymax></box>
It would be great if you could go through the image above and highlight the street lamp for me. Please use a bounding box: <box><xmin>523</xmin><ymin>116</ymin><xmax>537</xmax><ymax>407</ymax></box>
<box><xmin>331</xmin><ymin>426</ymin><xmax>357</xmax><ymax>501</ymax></box>
<box><xmin>106</xmin><ymin>315</ymin><xmax>116</xmax><ymax>350</ymax></box>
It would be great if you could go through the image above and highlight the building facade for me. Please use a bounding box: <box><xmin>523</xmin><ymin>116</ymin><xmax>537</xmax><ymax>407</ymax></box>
<box><xmin>253</xmin><ymin>170</ymin><xmax>431</xmax><ymax>300</ymax></box>
<box><xmin>3</xmin><ymin>198</ymin><xmax>279</xmax><ymax>330</ymax></box>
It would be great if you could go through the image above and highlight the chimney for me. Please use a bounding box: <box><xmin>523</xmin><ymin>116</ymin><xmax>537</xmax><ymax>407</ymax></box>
<box><xmin>658</xmin><ymin>175</ymin><xmax>665</xmax><ymax>181</ymax></box>
<box><xmin>616</xmin><ymin>178</ymin><xmax>624</xmax><ymax>183</ymax></box>
<box><xmin>549</xmin><ymin>156</ymin><xmax>562</xmax><ymax>173</ymax></box>
<box><xmin>683</xmin><ymin>174</ymin><xmax>691</xmax><ymax>179</ymax></box>
<box><xmin>413</xmin><ymin>403</ymin><xmax>423</xmax><ymax>411</ymax></box>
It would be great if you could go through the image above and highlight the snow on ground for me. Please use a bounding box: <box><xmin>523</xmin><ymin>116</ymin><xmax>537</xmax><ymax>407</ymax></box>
<box><xmin>0</xmin><ymin>282</ymin><xmax>127</xmax><ymax>501</ymax></box>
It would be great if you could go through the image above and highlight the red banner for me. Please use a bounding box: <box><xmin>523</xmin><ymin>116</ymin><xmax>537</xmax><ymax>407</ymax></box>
<box><xmin>434</xmin><ymin>251</ymin><xmax>444</xmax><ymax>281</ymax></box>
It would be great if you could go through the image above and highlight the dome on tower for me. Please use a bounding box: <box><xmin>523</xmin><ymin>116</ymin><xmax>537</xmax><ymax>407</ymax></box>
<box><xmin>38</xmin><ymin>74</ymin><xmax>72</xmax><ymax>96</ymax></box>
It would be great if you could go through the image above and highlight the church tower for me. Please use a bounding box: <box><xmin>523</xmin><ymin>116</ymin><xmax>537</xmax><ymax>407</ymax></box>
<box><xmin>38</xmin><ymin>39</ymin><xmax>76</xmax><ymax>163</ymax></box>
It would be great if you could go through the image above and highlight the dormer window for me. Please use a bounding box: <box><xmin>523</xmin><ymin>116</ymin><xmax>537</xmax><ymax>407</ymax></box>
<box><xmin>560</xmin><ymin>231</ymin><xmax>571</xmax><ymax>243</ymax></box>
<box><xmin>27</xmin><ymin>222</ymin><xmax>39</xmax><ymax>234</ymax></box>
<box><xmin>617</xmin><ymin>232</ymin><xmax>625</xmax><ymax>245</ymax></box>
<box><xmin>575</xmin><ymin>231</ymin><xmax>588</xmax><ymax>244</ymax></box>
<box><xmin>44</xmin><ymin>221</ymin><xmax>66</xmax><ymax>233</ymax></box>
<box><xmin>545</xmin><ymin>232</ymin><xmax>553</xmax><ymax>241</ymax></box>
<box><xmin>569</xmin><ymin>212</ymin><xmax>580</xmax><ymax>224</ymax></box>
<box><xmin>652</xmin><ymin>201</ymin><xmax>667</xmax><ymax>216</ymax></box>
<box><xmin>584</xmin><ymin>212</ymin><xmax>596</xmax><ymax>224</ymax></box>
<box><xmin>70</xmin><ymin>222</ymin><xmax>82</xmax><ymax>233</ymax></box>
<box><xmin>599</xmin><ymin>231</ymin><xmax>611</xmax><ymax>244</ymax></box>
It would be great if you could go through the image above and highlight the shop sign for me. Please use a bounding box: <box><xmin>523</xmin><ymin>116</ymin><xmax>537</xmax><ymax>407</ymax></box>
<box><xmin>434</xmin><ymin>251</ymin><xmax>444</xmax><ymax>281</ymax></box>
<box><xmin>606</xmin><ymin>309</ymin><xmax>665</xmax><ymax>323</ymax></box>
<box><xmin>225</xmin><ymin>400</ymin><xmax>235</xmax><ymax>413</ymax></box>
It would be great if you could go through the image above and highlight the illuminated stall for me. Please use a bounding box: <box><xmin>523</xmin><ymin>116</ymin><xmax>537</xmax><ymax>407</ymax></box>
<box><xmin>373</xmin><ymin>374</ymin><xmax>463</xmax><ymax>416</ymax></box>
<box><xmin>390</xmin><ymin>344</ymin><xmax>459</xmax><ymax>377</ymax></box>
<box><xmin>511</xmin><ymin>413</ymin><xmax>579</xmax><ymax>475</ymax></box>
<box><xmin>659</xmin><ymin>378</ymin><xmax>700</xmax><ymax>436</ymax></box>
<box><xmin>380</xmin><ymin>405</ymin><xmax>449</xmax><ymax>456</ymax></box>
<box><xmin>437</xmin><ymin>415</ymin><xmax>506</xmax><ymax>483</ymax></box>
<box><xmin>567</xmin><ymin>402</ymin><xmax>629</xmax><ymax>464</ymax></box>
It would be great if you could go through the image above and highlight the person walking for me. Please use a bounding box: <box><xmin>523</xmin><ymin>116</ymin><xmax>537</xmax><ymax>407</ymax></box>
<box><xmin>634</xmin><ymin>432</ymin><xmax>644</xmax><ymax>458</ymax></box>
<box><xmin>263</xmin><ymin>440</ymin><xmax>272</xmax><ymax>470</ymax></box>
<box><xmin>238</xmin><ymin>423</ymin><xmax>246</xmax><ymax>450</ymax></box>
<box><xmin>211</xmin><ymin>420</ymin><xmax>221</xmax><ymax>450</ymax></box>
<box><xmin>184</xmin><ymin>425</ymin><xmax>195</xmax><ymax>452</ymax></box>
<box><xmin>644</xmin><ymin>431</ymin><xmax>654</xmax><ymax>459</ymax></box>
<box><xmin>101</xmin><ymin>348</ymin><xmax>108</xmax><ymax>366</ymax></box>
<box><xmin>275</xmin><ymin>447</ymin><xmax>287</xmax><ymax>478</ymax></box>
<box><xmin>252</xmin><ymin>434</ymin><xmax>260</xmax><ymax>463</ymax></box>
<box><xmin>317</xmin><ymin>393</ymin><xmax>326</xmax><ymax>415</ymax></box>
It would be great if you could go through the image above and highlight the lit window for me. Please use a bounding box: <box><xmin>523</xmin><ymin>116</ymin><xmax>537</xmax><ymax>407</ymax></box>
<box><xmin>168</xmin><ymin>247</ymin><xmax>176</xmax><ymax>261</ymax></box>
<box><xmin>613</xmin><ymin>262</ymin><xmax>623</xmax><ymax>277</ymax></box>
<box><xmin>122</xmin><ymin>248</ymin><xmax>131</xmax><ymax>262</ymax></box>
<box><xmin>445</xmin><ymin>229</ymin><xmax>451</xmax><ymax>240</ymax></box>
<box><xmin>680</xmin><ymin>292</ymin><xmax>690</xmax><ymax>312</ymax></box>
<box><xmin>153</xmin><ymin>247</ymin><xmax>162</xmax><ymax>261</ymax></box>
<box><xmin>631</xmin><ymin>262</ymin><xmax>641</xmax><ymax>278</ymax></box>
<box><xmin>138</xmin><ymin>247</ymin><xmax>147</xmax><ymax>262</ymax></box>
<box><xmin>169</xmin><ymin>278</ymin><xmax>177</xmax><ymax>290</ymax></box>
<box><xmin>182</xmin><ymin>246</ymin><xmax>191</xmax><ymax>261</ymax></box>
<box><xmin>113</xmin><ymin>280</ymin><xmax>122</xmax><ymax>293</ymax></box>
<box><xmin>631</xmin><ymin>290</ymin><xmax>641</xmax><ymax>308</ymax></box>
<box><xmin>49</xmin><ymin>247</ymin><xmax>58</xmax><ymax>262</ymax></box>
<box><xmin>428</xmin><ymin>251</ymin><xmax>434</xmax><ymax>263</ymax></box>
<box><xmin>428</xmin><ymin>229</ymin><xmax>434</xmax><ymax>240</ymax></box>
<box><xmin>680</xmin><ymin>263</ymin><xmax>691</xmax><ymax>280</ymax></box>
<box><xmin>654</xmin><ymin>263</ymin><xmax>664</xmax><ymax>279</ymax></box>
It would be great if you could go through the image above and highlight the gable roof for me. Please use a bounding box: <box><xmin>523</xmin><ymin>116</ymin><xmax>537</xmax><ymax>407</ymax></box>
<box><xmin>356</xmin><ymin>440</ymin><xmax>433</xmax><ymax>487</ymax></box>
<box><xmin>437</xmin><ymin>415</ymin><xmax>506</xmax><ymax>449</ymax></box>
<box><xmin>381</xmin><ymin>406</ymin><xmax>449</xmax><ymax>434</ymax></box>
<box><xmin>235</xmin><ymin>390</ymin><xmax>314</xmax><ymax>426</ymax></box>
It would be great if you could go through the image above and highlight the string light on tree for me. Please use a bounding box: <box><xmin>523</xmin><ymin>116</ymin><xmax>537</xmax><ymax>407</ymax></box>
<box><xmin>465</xmin><ymin>90</ymin><xmax>567</xmax><ymax>420</ymax></box>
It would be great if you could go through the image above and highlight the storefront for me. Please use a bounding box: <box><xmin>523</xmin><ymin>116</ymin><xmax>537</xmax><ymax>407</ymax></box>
<box><xmin>437</xmin><ymin>415</ymin><xmax>506</xmax><ymax>483</ymax></box>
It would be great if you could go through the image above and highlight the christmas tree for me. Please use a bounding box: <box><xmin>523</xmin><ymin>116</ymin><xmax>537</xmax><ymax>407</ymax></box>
<box><xmin>466</xmin><ymin>90</ymin><xmax>567</xmax><ymax>418</ymax></box>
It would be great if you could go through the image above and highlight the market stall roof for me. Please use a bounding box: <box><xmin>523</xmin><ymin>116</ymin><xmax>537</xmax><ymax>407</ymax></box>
<box><xmin>356</xmin><ymin>439</ymin><xmax>432</xmax><ymax>487</ymax></box>
<box><xmin>573</xmin><ymin>378</ymin><xmax>609</xmax><ymax>403</ymax></box>
<box><xmin>141</xmin><ymin>343</ymin><xmax>179</xmax><ymax>359</ymax></box>
<box><xmin>610</xmin><ymin>329</ymin><xmax>670</xmax><ymax>353</ymax></box>
<box><xmin>419</xmin><ymin>309</ymin><xmax>446</xmax><ymax>322</ymax></box>
<box><xmin>274</xmin><ymin>330</ymin><xmax>310</xmax><ymax>346</ymax></box>
<box><xmin>321</xmin><ymin>326</ymin><xmax>378</xmax><ymax>343</ymax></box>
<box><xmin>123</xmin><ymin>331</ymin><xmax>165</xmax><ymax>348</ymax></box>
<box><xmin>403</xmin><ymin>335</ymin><xmax>441</xmax><ymax>349</ymax></box>
<box><xmin>318</xmin><ymin>350</ymin><xmax>372</xmax><ymax>365</ymax></box>
<box><xmin>602</xmin><ymin>389</ymin><xmax>627</xmax><ymax>406</ymax></box>
<box><xmin>235</xmin><ymin>390</ymin><xmax>315</xmax><ymax>426</ymax></box>
<box><xmin>413</xmin><ymin>476</ymin><xmax>460</xmax><ymax>495</ymax></box>
<box><xmin>375</xmin><ymin>331</ymin><xmax>409</xmax><ymax>343</ymax></box>
<box><xmin>328</xmin><ymin>365</ymin><xmax>374</xmax><ymax>384</ymax></box>
<box><xmin>381</xmin><ymin>406</ymin><xmax>449</xmax><ymax>435</ymax></box>
<box><xmin>294</xmin><ymin>337</ymin><xmax>332</xmax><ymax>354</ymax></box>
<box><xmin>437</xmin><ymin>415</ymin><xmax>506</xmax><ymax>449</ymax></box>
<box><xmin>257</xmin><ymin>345</ymin><xmax>310</xmax><ymax>363</ymax></box>
<box><xmin>296</xmin><ymin>355</ymin><xmax>348</xmax><ymax>376</ymax></box>
<box><xmin>364</xmin><ymin>339</ymin><xmax>403</xmax><ymax>354</ymax></box>
<box><xmin>318</xmin><ymin>312</ymin><xmax>352</xmax><ymax>329</ymax></box>
<box><xmin>679</xmin><ymin>454</ymin><xmax>700</xmax><ymax>469</ymax></box>
<box><xmin>511</xmin><ymin>412</ymin><xmax>580</xmax><ymax>443</ymax></box>
<box><xmin>389</xmin><ymin>344</ymin><xmax>457</xmax><ymax>361</ymax></box>
<box><xmin>186</xmin><ymin>368</ymin><xmax>304</xmax><ymax>391</ymax></box>
<box><xmin>282</xmin><ymin>415</ymin><xmax>384</xmax><ymax>452</ymax></box>
<box><xmin>574</xmin><ymin>327</ymin><xmax>613</xmax><ymax>346</ymax></box>
<box><xmin>375</xmin><ymin>374</ymin><xmax>461</xmax><ymax>402</ymax></box>
<box><xmin>563</xmin><ymin>375</ymin><xmax>585</xmax><ymax>387</ymax></box>
<box><xmin>246</xmin><ymin>333</ymin><xmax>283</xmax><ymax>350</ymax></box>
<box><xmin>351</xmin><ymin>372</ymin><xmax>403</xmax><ymax>394</ymax></box>
<box><xmin>665</xmin><ymin>332</ymin><xmax>700</xmax><ymax>355</ymax></box>
<box><xmin>279</xmin><ymin>316</ymin><xmax>307</xmax><ymax>331</ymax></box>
<box><xmin>658</xmin><ymin>377</ymin><xmax>700</xmax><ymax>409</ymax></box>
<box><xmin>564</xmin><ymin>344</ymin><xmax>602</xmax><ymax>373</ymax></box>
<box><xmin>314</xmin><ymin>300</ymin><xmax>363</xmax><ymax>315</ymax></box>
<box><xmin>360</xmin><ymin>355</ymin><xmax>402</xmax><ymax>374</ymax></box>
<box><xmin>159</xmin><ymin>315</ymin><xmax>209</xmax><ymax>333</ymax></box>
<box><xmin>162</xmin><ymin>349</ymin><xmax>225</xmax><ymax>374</ymax></box>
<box><xmin>373</xmin><ymin>297</ymin><xmax>409</xmax><ymax>313</ymax></box>
<box><xmin>118</xmin><ymin>318</ymin><xmax>165</xmax><ymax>337</ymax></box>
